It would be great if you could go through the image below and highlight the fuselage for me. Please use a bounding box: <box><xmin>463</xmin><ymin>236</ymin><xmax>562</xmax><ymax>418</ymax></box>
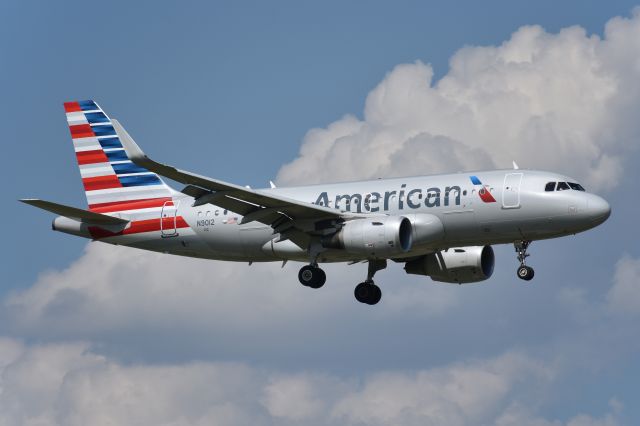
<box><xmin>55</xmin><ymin>169</ymin><xmax>610</xmax><ymax>263</ymax></box>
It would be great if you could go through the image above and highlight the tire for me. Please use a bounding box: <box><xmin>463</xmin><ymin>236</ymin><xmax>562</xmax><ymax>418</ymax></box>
<box><xmin>524</xmin><ymin>266</ymin><xmax>534</xmax><ymax>281</ymax></box>
<box><xmin>298</xmin><ymin>265</ymin><xmax>326</xmax><ymax>288</ymax></box>
<box><xmin>517</xmin><ymin>265</ymin><xmax>534</xmax><ymax>281</ymax></box>
<box><xmin>308</xmin><ymin>268</ymin><xmax>326</xmax><ymax>289</ymax></box>
<box><xmin>354</xmin><ymin>281</ymin><xmax>382</xmax><ymax>305</ymax></box>
<box><xmin>354</xmin><ymin>282</ymin><xmax>370</xmax><ymax>303</ymax></box>
<box><xmin>367</xmin><ymin>284</ymin><xmax>382</xmax><ymax>305</ymax></box>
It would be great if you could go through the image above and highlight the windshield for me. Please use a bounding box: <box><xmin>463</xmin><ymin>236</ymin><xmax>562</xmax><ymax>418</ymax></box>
<box><xmin>568</xmin><ymin>182</ymin><xmax>585</xmax><ymax>191</ymax></box>
<box><xmin>545</xmin><ymin>181</ymin><xmax>586</xmax><ymax>192</ymax></box>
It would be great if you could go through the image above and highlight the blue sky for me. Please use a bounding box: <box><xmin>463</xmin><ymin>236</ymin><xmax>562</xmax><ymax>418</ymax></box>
<box><xmin>2</xmin><ymin>1</ymin><xmax>640</xmax><ymax>425</ymax></box>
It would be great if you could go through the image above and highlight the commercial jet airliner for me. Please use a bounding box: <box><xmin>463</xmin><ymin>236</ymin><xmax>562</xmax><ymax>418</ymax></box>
<box><xmin>21</xmin><ymin>101</ymin><xmax>611</xmax><ymax>305</ymax></box>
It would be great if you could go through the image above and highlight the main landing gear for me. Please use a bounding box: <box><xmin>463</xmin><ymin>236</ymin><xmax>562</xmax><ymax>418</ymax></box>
<box><xmin>297</xmin><ymin>259</ymin><xmax>386</xmax><ymax>305</ymax></box>
<box><xmin>514</xmin><ymin>240</ymin><xmax>534</xmax><ymax>281</ymax></box>
<box><xmin>354</xmin><ymin>260</ymin><xmax>386</xmax><ymax>305</ymax></box>
<box><xmin>298</xmin><ymin>264</ymin><xmax>326</xmax><ymax>289</ymax></box>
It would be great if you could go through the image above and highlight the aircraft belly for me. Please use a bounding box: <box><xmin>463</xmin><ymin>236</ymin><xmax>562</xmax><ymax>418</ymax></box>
<box><xmin>240</xmin><ymin>226</ymin><xmax>278</xmax><ymax>260</ymax></box>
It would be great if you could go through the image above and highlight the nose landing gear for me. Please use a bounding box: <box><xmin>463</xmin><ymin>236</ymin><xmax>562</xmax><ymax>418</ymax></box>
<box><xmin>515</xmin><ymin>240</ymin><xmax>534</xmax><ymax>281</ymax></box>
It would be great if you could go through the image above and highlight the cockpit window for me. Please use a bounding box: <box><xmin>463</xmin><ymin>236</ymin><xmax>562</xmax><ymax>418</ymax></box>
<box><xmin>546</xmin><ymin>181</ymin><xmax>586</xmax><ymax>192</ymax></box>
<box><xmin>568</xmin><ymin>182</ymin><xmax>585</xmax><ymax>191</ymax></box>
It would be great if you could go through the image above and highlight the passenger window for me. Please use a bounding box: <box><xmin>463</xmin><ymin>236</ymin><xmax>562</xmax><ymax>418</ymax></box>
<box><xmin>557</xmin><ymin>182</ymin><xmax>570</xmax><ymax>191</ymax></box>
<box><xmin>568</xmin><ymin>182</ymin><xmax>585</xmax><ymax>191</ymax></box>
<box><xmin>545</xmin><ymin>182</ymin><xmax>556</xmax><ymax>192</ymax></box>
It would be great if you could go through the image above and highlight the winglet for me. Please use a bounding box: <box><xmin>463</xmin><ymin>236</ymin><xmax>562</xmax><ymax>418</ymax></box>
<box><xmin>112</xmin><ymin>119</ymin><xmax>182</xmax><ymax>181</ymax></box>
<box><xmin>111</xmin><ymin>119</ymin><xmax>148</xmax><ymax>163</ymax></box>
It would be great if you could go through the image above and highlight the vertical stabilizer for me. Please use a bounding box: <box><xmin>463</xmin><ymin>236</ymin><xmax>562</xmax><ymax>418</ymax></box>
<box><xmin>64</xmin><ymin>100</ymin><xmax>175</xmax><ymax>213</ymax></box>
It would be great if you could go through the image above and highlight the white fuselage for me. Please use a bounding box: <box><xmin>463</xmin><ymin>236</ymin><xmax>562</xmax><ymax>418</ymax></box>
<box><xmin>68</xmin><ymin>169</ymin><xmax>609</xmax><ymax>264</ymax></box>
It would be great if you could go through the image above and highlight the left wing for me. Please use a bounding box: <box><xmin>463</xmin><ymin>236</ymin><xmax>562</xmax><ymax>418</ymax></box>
<box><xmin>113</xmin><ymin>120</ymin><xmax>360</xmax><ymax>242</ymax></box>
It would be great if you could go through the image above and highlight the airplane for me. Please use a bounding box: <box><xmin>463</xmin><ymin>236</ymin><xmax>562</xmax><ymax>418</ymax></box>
<box><xmin>21</xmin><ymin>100</ymin><xmax>611</xmax><ymax>305</ymax></box>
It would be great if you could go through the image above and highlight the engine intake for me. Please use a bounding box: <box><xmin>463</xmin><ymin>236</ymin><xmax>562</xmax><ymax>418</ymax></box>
<box><xmin>404</xmin><ymin>245</ymin><xmax>495</xmax><ymax>284</ymax></box>
<box><xmin>322</xmin><ymin>216</ymin><xmax>413</xmax><ymax>258</ymax></box>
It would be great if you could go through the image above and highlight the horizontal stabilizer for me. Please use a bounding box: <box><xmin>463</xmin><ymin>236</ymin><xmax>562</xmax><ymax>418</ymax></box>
<box><xmin>20</xmin><ymin>199</ymin><xmax>129</xmax><ymax>225</ymax></box>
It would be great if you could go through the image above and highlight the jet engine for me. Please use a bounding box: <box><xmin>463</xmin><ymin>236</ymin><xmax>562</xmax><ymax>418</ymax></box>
<box><xmin>403</xmin><ymin>213</ymin><xmax>445</xmax><ymax>249</ymax></box>
<box><xmin>322</xmin><ymin>216</ymin><xmax>413</xmax><ymax>258</ymax></box>
<box><xmin>404</xmin><ymin>245</ymin><xmax>495</xmax><ymax>284</ymax></box>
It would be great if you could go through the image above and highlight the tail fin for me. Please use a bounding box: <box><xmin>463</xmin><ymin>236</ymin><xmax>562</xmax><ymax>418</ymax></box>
<box><xmin>63</xmin><ymin>100</ymin><xmax>175</xmax><ymax>213</ymax></box>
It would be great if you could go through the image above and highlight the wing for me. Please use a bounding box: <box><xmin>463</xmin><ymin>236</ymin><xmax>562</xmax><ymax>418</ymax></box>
<box><xmin>113</xmin><ymin>120</ymin><xmax>359</xmax><ymax>245</ymax></box>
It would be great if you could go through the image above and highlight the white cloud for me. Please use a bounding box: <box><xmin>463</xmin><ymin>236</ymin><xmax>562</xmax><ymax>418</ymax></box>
<box><xmin>0</xmin><ymin>338</ymin><xmax>621</xmax><ymax>426</ymax></box>
<box><xmin>606</xmin><ymin>255</ymin><xmax>640</xmax><ymax>315</ymax></box>
<box><xmin>277</xmin><ymin>10</ymin><xmax>640</xmax><ymax>191</ymax></box>
<box><xmin>261</xmin><ymin>375</ymin><xmax>328</xmax><ymax>421</ymax></box>
<box><xmin>2</xmin><ymin>242</ymin><xmax>459</xmax><ymax>347</ymax></box>
<box><xmin>331</xmin><ymin>352</ymin><xmax>551</xmax><ymax>426</ymax></box>
<box><xmin>495</xmin><ymin>399</ymin><xmax>622</xmax><ymax>426</ymax></box>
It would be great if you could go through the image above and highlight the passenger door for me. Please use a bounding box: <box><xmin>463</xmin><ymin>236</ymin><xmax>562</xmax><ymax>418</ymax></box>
<box><xmin>502</xmin><ymin>173</ymin><xmax>522</xmax><ymax>209</ymax></box>
<box><xmin>161</xmin><ymin>200</ymin><xmax>179</xmax><ymax>237</ymax></box>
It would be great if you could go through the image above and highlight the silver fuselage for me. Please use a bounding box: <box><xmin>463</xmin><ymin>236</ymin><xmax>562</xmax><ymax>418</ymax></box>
<box><xmin>89</xmin><ymin>169</ymin><xmax>609</xmax><ymax>263</ymax></box>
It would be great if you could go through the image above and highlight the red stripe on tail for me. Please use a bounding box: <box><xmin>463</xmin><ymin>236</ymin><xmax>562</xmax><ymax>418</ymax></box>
<box><xmin>64</xmin><ymin>102</ymin><xmax>82</xmax><ymax>113</ymax></box>
<box><xmin>76</xmin><ymin>149</ymin><xmax>109</xmax><ymax>165</ymax></box>
<box><xmin>69</xmin><ymin>124</ymin><xmax>95</xmax><ymax>139</ymax></box>
<box><xmin>82</xmin><ymin>175</ymin><xmax>122</xmax><ymax>191</ymax></box>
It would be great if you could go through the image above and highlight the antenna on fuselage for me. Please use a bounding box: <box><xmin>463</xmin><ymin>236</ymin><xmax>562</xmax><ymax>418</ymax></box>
<box><xmin>512</xmin><ymin>161</ymin><xmax>519</xmax><ymax>170</ymax></box>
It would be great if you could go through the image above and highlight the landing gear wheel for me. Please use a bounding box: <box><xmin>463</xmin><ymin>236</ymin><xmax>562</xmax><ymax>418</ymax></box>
<box><xmin>517</xmin><ymin>265</ymin><xmax>534</xmax><ymax>281</ymax></box>
<box><xmin>298</xmin><ymin>265</ymin><xmax>326</xmax><ymax>289</ymax></box>
<box><xmin>354</xmin><ymin>281</ymin><xmax>382</xmax><ymax>305</ymax></box>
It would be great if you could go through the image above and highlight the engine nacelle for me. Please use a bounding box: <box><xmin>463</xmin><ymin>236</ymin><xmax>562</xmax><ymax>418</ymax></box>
<box><xmin>322</xmin><ymin>216</ymin><xmax>413</xmax><ymax>258</ymax></box>
<box><xmin>404</xmin><ymin>245</ymin><xmax>495</xmax><ymax>284</ymax></box>
<box><xmin>403</xmin><ymin>213</ymin><xmax>445</xmax><ymax>249</ymax></box>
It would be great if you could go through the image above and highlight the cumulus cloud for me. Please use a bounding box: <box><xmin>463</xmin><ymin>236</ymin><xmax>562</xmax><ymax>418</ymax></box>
<box><xmin>0</xmin><ymin>339</ymin><xmax>622</xmax><ymax>426</ymax></box>
<box><xmin>606</xmin><ymin>255</ymin><xmax>640</xmax><ymax>315</ymax></box>
<box><xmin>2</xmin><ymin>242</ymin><xmax>459</xmax><ymax>360</ymax></box>
<box><xmin>277</xmin><ymin>10</ymin><xmax>640</xmax><ymax>191</ymax></box>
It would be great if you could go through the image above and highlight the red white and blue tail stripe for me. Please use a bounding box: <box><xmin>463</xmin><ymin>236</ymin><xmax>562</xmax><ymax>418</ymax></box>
<box><xmin>64</xmin><ymin>100</ymin><xmax>175</xmax><ymax>212</ymax></box>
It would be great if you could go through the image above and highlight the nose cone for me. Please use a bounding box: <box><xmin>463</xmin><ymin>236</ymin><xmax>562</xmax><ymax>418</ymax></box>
<box><xmin>588</xmin><ymin>196</ymin><xmax>611</xmax><ymax>225</ymax></box>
